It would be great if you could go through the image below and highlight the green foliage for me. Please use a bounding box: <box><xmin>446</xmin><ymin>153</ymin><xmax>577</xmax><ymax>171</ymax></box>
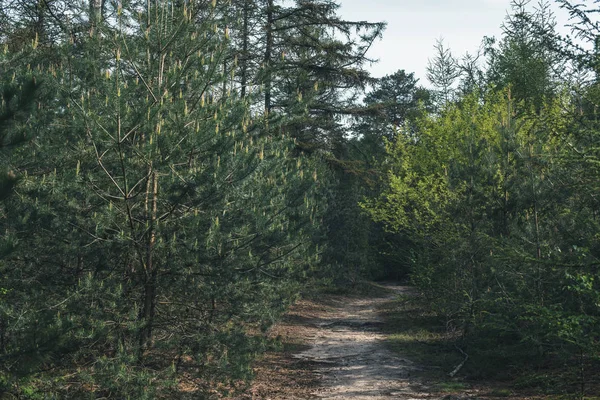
<box><xmin>0</xmin><ymin>0</ymin><xmax>329</xmax><ymax>396</ymax></box>
<box><xmin>0</xmin><ymin>75</ymin><xmax>40</xmax><ymax>201</ymax></box>
<box><xmin>363</xmin><ymin>69</ymin><xmax>432</xmax><ymax>134</ymax></box>
<box><xmin>427</xmin><ymin>38</ymin><xmax>461</xmax><ymax>107</ymax></box>
<box><xmin>485</xmin><ymin>0</ymin><xmax>562</xmax><ymax>111</ymax></box>
<box><xmin>366</xmin><ymin>84</ymin><xmax>600</xmax><ymax>390</ymax></box>
<box><xmin>364</xmin><ymin>10</ymin><xmax>600</xmax><ymax>394</ymax></box>
<box><xmin>4</xmin><ymin>0</ymin><xmax>600</xmax><ymax>397</ymax></box>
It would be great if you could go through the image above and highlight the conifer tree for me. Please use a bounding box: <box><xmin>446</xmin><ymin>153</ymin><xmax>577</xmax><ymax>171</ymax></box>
<box><xmin>485</xmin><ymin>0</ymin><xmax>561</xmax><ymax>111</ymax></box>
<box><xmin>227</xmin><ymin>0</ymin><xmax>387</xmax><ymax>283</ymax></box>
<box><xmin>0</xmin><ymin>0</ymin><xmax>322</xmax><ymax>396</ymax></box>
<box><xmin>230</xmin><ymin>0</ymin><xmax>385</xmax><ymax>150</ymax></box>
<box><xmin>427</xmin><ymin>38</ymin><xmax>460</xmax><ymax>108</ymax></box>
<box><xmin>364</xmin><ymin>70</ymin><xmax>431</xmax><ymax>133</ymax></box>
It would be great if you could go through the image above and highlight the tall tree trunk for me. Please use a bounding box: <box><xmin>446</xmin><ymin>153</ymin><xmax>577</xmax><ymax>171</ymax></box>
<box><xmin>139</xmin><ymin>170</ymin><xmax>158</xmax><ymax>358</ymax></box>
<box><xmin>264</xmin><ymin>0</ymin><xmax>273</xmax><ymax>113</ymax></box>
<box><xmin>0</xmin><ymin>318</ymin><xmax>5</xmax><ymax>354</ymax></box>
<box><xmin>503</xmin><ymin>93</ymin><xmax>513</xmax><ymax>238</ymax></box>
<box><xmin>34</xmin><ymin>0</ymin><xmax>46</xmax><ymax>41</ymax></box>
<box><xmin>240</xmin><ymin>0</ymin><xmax>250</xmax><ymax>98</ymax></box>
<box><xmin>222</xmin><ymin>58</ymin><xmax>228</xmax><ymax>98</ymax></box>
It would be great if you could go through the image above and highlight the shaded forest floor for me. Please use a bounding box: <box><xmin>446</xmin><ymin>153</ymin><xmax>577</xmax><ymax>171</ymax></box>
<box><xmin>226</xmin><ymin>283</ymin><xmax>599</xmax><ymax>399</ymax></box>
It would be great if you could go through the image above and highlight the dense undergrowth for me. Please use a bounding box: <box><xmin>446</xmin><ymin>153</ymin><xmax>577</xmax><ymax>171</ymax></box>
<box><xmin>381</xmin><ymin>293</ymin><xmax>600</xmax><ymax>399</ymax></box>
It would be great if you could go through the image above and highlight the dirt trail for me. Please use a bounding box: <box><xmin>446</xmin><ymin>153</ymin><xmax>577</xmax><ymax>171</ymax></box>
<box><xmin>234</xmin><ymin>285</ymin><xmax>432</xmax><ymax>399</ymax></box>
<box><xmin>232</xmin><ymin>285</ymin><xmax>565</xmax><ymax>400</ymax></box>
<box><xmin>293</xmin><ymin>285</ymin><xmax>426</xmax><ymax>399</ymax></box>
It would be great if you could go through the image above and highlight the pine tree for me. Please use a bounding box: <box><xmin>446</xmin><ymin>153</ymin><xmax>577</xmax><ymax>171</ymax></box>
<box><xmin>0</xmin><ymin>0</ymin><xmax>323</xmax><ymax>396</ymax></box>
<box><xmin>364</xmin><ymin>70</ymin><xmax>431</xmax><ymax>133</ymax></box>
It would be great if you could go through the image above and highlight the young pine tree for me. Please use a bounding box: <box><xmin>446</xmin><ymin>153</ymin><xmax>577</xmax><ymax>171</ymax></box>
<box><xmin>1</xmin><ymin>0</ymin><xmax>322</xmax><ymax>397</ymax></box>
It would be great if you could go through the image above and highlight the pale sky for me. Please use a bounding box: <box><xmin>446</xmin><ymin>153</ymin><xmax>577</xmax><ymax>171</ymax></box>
<box><xmin>337</xmin><ymin>0</ymin><xmax>574</xmax><ymax>84</ymax></box>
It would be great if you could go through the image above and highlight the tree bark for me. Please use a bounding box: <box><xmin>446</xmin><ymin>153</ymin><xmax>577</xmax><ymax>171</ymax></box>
<box><xmin>264</xmin><ymin>0</ymin><xmax>274</xmax><ymax>113</ymax></box>
<box><xmin>139</xmin><ymin>170</ymin><xmax>158</xmax><ymax>358</ymax></box>
<box><xmin>240</xmin><ymin>0</ymin><xmax>250</xmax><ymax>98</ymax></box>
<box><xmin>89</xmin><ymin>0</ymin><xmax>105</xmax><ymax>25</ymax></box>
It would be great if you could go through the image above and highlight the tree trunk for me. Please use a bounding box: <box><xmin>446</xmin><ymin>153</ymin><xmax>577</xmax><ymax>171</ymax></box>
<box><xmin>264</xmin><ymin>0</ymin><xmax>274</xmax><ymax>113</ymax></box>
<box><xmin>240</xmin><ymin>0</ymin><xmax>250</xmax><ymax>98</ymax></box>
<box><xmin>139</xmin><ymin>170</ymin><xmax>158</xmax><ymax>358</ymax></box>
<box><xmin>89</xmin><ymin>0</ymin><xmax>105</xmax><ymax>25</ymax></box>
<box><xmin>0</xmin><ymin>318</ymin><xmax>5</xmax><ymax>354</ymax></box>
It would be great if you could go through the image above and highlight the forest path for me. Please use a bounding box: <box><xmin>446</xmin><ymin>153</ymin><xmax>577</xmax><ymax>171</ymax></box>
<box><xmin>294</xmin><ymin>284</ymin><xmax>427</xmax><ymax>399</ymax></box>
<box><xmin>234</xmin><ymin>284</ymin><xmax>433</xmax><ymax>399</ymax></box>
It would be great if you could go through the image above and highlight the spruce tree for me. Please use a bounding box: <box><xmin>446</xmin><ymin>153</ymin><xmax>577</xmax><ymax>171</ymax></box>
<box><xmin>227</xmin><ymin>0</ymin><xmax>387</xmax><ymax>284</ymax></box>
<box><xmin>485</xmin><ymin>0</ymin><xmax>561</xmax><ymax>111</ymax></box>
<box><xmin>229</xmin><ymin>0</ymin><xmax>385</xmax><ymax>150</ymax></box>
<box><xmin>427</xmin><ymin>38</ymin><xmax>461</xmax><ymax>108</ymax></box>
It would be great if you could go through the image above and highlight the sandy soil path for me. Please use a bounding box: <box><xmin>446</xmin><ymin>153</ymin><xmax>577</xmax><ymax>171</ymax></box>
<box><xmin>233</xmin><ymin>285</ymin><xmax>431</xmax><ymax>399</ymax></box>
<box><xmin>230</xmin><ymin>285</ymin><xmax>581</xmax><ymax>400</ymax></box>
<box><xmin>293</xmin><ymin>285</ymin><xmax>426</xmax><ymax>399</ymax></box>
